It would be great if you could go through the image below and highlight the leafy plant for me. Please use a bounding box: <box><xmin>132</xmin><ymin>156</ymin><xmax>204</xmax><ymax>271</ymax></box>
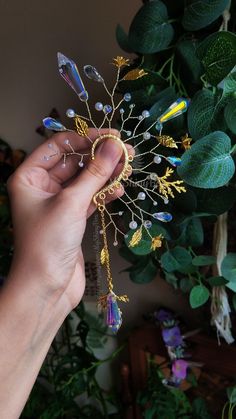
<box><xmin>22</xmin><ymin>302</ymin><xmax>122</xmax><ymax>418</ymax></box>
<box><xmin>116</xmin><ymin>0</ymin><xmax>236</xmax><ymax>316</ymax></box>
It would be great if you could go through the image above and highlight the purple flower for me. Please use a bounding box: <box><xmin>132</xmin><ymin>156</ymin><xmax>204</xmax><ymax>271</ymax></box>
<box><xmin>162</xmin><ymin>326</ymin><xmax>183</xmax><ymax>347</ymax></box>
<box><xmin>154</xmin><ymin>309</ymin><xmax>173</xmax><ymax>323</ymax></box>
<box><xmin>172</xmin><ymin>359</ymin><xmax>188</xmax><ymax>380</ymax></box>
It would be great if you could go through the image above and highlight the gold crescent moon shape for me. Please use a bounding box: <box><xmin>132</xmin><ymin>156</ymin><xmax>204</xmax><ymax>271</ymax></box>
<box><xmin>92</xmin><ymin>134</ymin><xmax>133</xmax><ymax>206</ymax></box>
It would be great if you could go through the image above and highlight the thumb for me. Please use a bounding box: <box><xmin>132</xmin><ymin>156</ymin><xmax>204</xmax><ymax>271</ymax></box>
<box><xmin>66</xmin><ymin>136</ymin><xmax>124</xmax><ymax>206</ymax></box>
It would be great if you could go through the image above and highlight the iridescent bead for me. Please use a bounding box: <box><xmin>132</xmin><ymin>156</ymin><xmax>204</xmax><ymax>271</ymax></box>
<box><xmin>124</xmin><ymin>93</ymin><xmax>131</xmax><ymax>102</ymax></box>
<box><xmin>95</xmin><ymin>102</ymin><xmax>103</xmax><ymax>111</ymax></box>
<box><xmin>153</xmin><ymin>212</ymin><xmax>172</xmax><ymax>222</ymax></box>
<box><xmin>144</xmin><ymin>220</ymin><xmax>152</xmax><ymax>228</ymax></box>
<box><xmin>43</xmin><ymin>117</ymin><xmax>67</xmax><ymax>132</ymax></box>
<box><xmin>166</xmin><ymin>156</ymin><xmax>182</xmax><ymax>167</ymax></box>
<box><xmin>126</xmin><ymin>131</ymin><xmax>132</xmax><ymax>137</ymax></box>
<box><xmin>66</xmin><ymin>108</ymin><xmax>75</xmax><ymax>118</ymax></box>
<box><xmin>142</xmin><ymin>110</ymin><xmax>150</xmax><ymax>118</ymax></box>
<box><xmin>129</xmin><ymin>104</ymin><xmax>135</xmax><ymax>109</ymax></box>
<box><xmin>137</xmin><ymin>192</ymin><xmax>146</xmax><ymax>200</ymax></box>
<box><xmin>83</xmin><ymin>65</ymin><xmax>104</xmax><ymax>82</ymax></box>
<box><xmin>150</xmin><ymin>173</ymin><xmax>158</xmax><ymax>180</ymax></box>
<box><xmin>138</xmin><ymin>115</ymin><xmax>144</xmax><ymax>120</ymax></box>
<box><xmin>155</xmin><ymin>122</ymin><xmax>163</xmax><ymax>132</ymax></box>
<box><xmin>154</xmin><ymin>155</ymin><xmax>162</xmax><ymax>164</ymax></box>
<box><xmin>129</xmin><ymin>221</ymin><xmax>138</xmax><ymax>230</ymax></box>
<box><xmin>143</xmin><ymin>132</ymin><xmax>151</xmax><ymax>140</ymax></box>
<box><xmin>120</xmin><ymin>108</ymin><xmax>125</xmax><ymax>114</ymax></box>
<box><xmin>57</xmin><ymin>52</ymin><xmax>88</xmax><ymax>101</ymax></box>
<box><xmin>103</xmin><ymin>104</ymin><xmax>112</xmax><ymax>114</ymax></box>
<box><xmin>164</xmin><ymin>198</ymin><xmax>169</xmax><ymax>204</ymax></box>
<box><xmin>158</xmin><ymin>98</ymin><xmax>190</xmax><ymax>124</ymax></box>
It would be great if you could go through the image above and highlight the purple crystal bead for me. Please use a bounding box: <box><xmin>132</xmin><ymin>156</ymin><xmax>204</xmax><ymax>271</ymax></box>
<box><xmin>43</xmin><ymin>117</ymin><xmax>67</xmax><ymax>132</ymax></box>
<box><xmin>57</xmin><ymin>52</ymin><xmax>88</xmax><ymax>102</ymax></box>
<box><xmin>83</xmin><ymin>65</ymin><xmax>104</xmax><ymax>82</ymax></box>
<box><xmin>106</xmin><ymin>293</ymin><xmax>122</xmax><ymax>332</ymax></box>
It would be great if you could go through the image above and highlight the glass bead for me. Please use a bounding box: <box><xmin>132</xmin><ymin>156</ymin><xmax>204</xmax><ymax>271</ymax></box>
<box><xmin>126</xmin><ymin>131</ymin><xmax>132</xmax><ymax>137</ymax></box>
<box><xmin>129</xmin><ymin>221</ymin><xmax>138</xmax><ymax>230</ymax></box>
<box><xmin>120</xmin><ymin>108</ymin><xmax>125</xmax><ymax>114</ymax></box>
<box><xmin>166</xmin><ymin>156</ymin><xmax>182</xmax><ymax>167</ymax></box>
<box><xmin>78</xmin><ymin>161</ymin><xmax>84</xmax><ymax>167</ymax></box>
<box><xmin>164</xmin><ymin>198</ymin><xmax>169</xmax><ymax>204</ymax></box>
<box><xmin>144</xmin><ymin>220</ymin><xmax>152</xmax><ymax>228</ymax></box>
<box><xmin>158</xmin><ymin>98</ymin><xmax>190</xmax><ymax>124</ymax></box>
<box><xmin>154</xmin><ymin>155</ymin><xmax>162</xmax><ymax>164</ymax></box>
<box><xmin>150</xmin><ymin>173</ymin><xmax>158</xmax><ymax>180</ymax></box>
<box><xmin>138</xmin><ymin>192</ymin><xmax>146</xmax><ymax>200</ymax></box>
<box><xmin>155</xmin><ymin>122</ymin><xmax>163</xmax><ymax>132</ymax></box>
<box><xmin>43</xmin><ymin>117</ymin><xmax>67</xmax><ymax>132</ymax></box>
<box><xmin>142</xmin><ymin>110</ymin><xmax>150</xmax><ymax>118</ymax></box>
<box><xmin>57</xmin><ymin>52</ymin><xmax>88</xmax><ymax>101</ymax></box>
<box><xmin>124</xmin><ymin>93</ymin><xmax>131</xmax><ymax>102</ymax></box>
<box><xmin>83</xmin><ymin>65</ymin><xmax>104</xmax><ymax>83</ymax></box>
<box><xmin>143</xmin><ymin>132</ymin><xmax>151</xmax><ymax>140</ymax></box>
<box><xmin>153</xmin><ymin>212</ymin><xmax>172</xmax><ymax>222</ymax></box>
<box><xmin>118</xmin><ymin>211</ymin><xmax>123</xmax><ymax>216</ymax></box>
<box><xmin>95</xmin><ymin>102</ymin><xmax>103</xmax><ymax>111</ymax></box>
<box><xmin>138</xmin><ymin>115</ymin><xmax>144</xmax><ymax>120</ymax></box>
<box><xmin>153</xmin><ymin>201</ymin><xmax>158</xmax><ymax>206</ymax></box>
<box><xmin>113</xmin><ymin>241</ymin><xmax>118</xmax><ymax>246</ymax></box>
<box><xmin>66</xmin><ymin>108</ymin><xmax>75</xmax><ymax>118</ymax></box>
<box><xmin>129</xmin><ymin>104</ymin><xmax>135</xmax><ymax>109</ymax></box>
<box><xmin>103</xmin><ymin>104</ymin><xmax>112</xmax><ymax>114</ymax></box>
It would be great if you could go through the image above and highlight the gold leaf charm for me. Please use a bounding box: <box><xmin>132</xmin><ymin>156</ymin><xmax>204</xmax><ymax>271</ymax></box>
<box><xmin>129</xmin><ymin>227</ymin><xmax>142</xmax><ymax>248</ymax></box>
<box><xmin>123</xmin><ymin>68</ymin><xmax>148</xmax><ymax>81</ymax></box>
<box><xmin>181</xmin><ymin>133</ymin><xmax>192</xmax><ymax>150</ymax></box>
<box><xmin>75</xmin><ymin>117</ymin><xmax>89</xmax><ymax>137</ymax></box>
<box><xmin>151</xmin><ymin>235</ymin><xmax>163</xmax><ymax>251</ymax></box>
<box><xmin>100</xmin><ymin>247</ymin><xmax>108</xmax><ymax>265</ymax></box>
<box><xmin>156</xmin><ymin>135</ymin><xmax>178</xmax><ymax>149</ymax></box>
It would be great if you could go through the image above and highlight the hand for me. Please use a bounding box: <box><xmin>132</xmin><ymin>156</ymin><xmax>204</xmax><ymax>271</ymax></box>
<box><xmin>7</xmin><ymin>128</ymin><xmax>131</xmax><ymax>314</ymax></box>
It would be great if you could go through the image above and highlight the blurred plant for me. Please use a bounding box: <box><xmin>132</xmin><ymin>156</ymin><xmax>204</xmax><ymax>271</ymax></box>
<box><xmin>222</xmin><ymin>386</ymin><xmax>236</xmax><ymax>419</ymax></box>
<box><xmin>22</xmin><ymin>302</ymin><xmax>122</xmax><ymax>419</ymax></box>
<box><xmin>115</xmin><ymin>0</ymin><xmax>236</xmax><ymax>339</ymax></box>
<box><xmin>137</xmin><ymin>356</ymin><xmax>211</xmax><ymax>419</ymax></box>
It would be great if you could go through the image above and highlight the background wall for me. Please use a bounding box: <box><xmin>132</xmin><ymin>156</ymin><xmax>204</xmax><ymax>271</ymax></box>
<box><xmin>0</xmin><ymin>0</ymin><xmax>195</xmax><ymax>331</ymax></box>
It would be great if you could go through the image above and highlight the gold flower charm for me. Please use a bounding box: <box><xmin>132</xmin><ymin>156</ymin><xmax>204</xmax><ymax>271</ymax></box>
<box><xmin>151</xmin><ymin>235</ymin><xmax>163</xmax><ymax>251</ymax></box>
<box><xmin>181</xmin><ymin>134</ymin><xmax>192</xmax><ymax>150</ymax></box>
<box><xmin>156</xmin><ymin>135</ymin><xmax>178</xmax><ymax>149</ymax></box>
<box><xmin>112</xmin><ymin>56</ymin><xmax>129</xmax><ymax>68</ymax></box>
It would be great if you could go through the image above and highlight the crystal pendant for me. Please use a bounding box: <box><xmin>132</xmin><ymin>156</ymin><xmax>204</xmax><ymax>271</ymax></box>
<box><xmin>166</xmin><ymin>156</ymin><xmax>182</xmax><ymax>167</ymax></box>
<box><xmin>153</xmin><ymin>212</ymin><xmax>173</xmax><ymax>222</ymax></box>
<box><xmin>106</xmin><ymin>293</ymin><xmax>122</xmax><ymax>332</ymax></box>
<box><xmin>158</xmin><ymin>98</ymin><xmax>190</xmax><ymax>124</ymax></box>
<box><xmin>43</xmin><ymin>117</ymin><xmax>67</xmax><ymax>131</ymax></box>
<box><xmin>57</xmin><ymin>52</ymin><xmax>88</xmax><ymax>101</ymax></box>
<box><xmin>83</xmin><ymin>65</ymin><xmax>104</xmax><ymax>82</ymax></box>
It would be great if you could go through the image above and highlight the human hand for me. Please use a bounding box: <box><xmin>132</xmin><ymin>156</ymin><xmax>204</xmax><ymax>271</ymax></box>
<box><xmin>7</xmin><ymin>128</ymin><xmax>132</xmax><ymax>314</ymax></box>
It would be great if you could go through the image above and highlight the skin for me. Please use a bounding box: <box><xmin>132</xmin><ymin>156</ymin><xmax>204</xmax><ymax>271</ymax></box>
<box><xmin>0</xmin><ymin>128</ymin><xmax>132</xmax><ymax>418</ymax></box>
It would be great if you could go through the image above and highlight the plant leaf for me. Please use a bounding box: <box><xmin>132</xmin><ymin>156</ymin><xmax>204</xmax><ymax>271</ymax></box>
<box><xmin>189</xmin><ymin>285</ymin><xmax>210</xmax><ymax>308</ymax></box>
<box><xmin>224</xmin><ymin>98</ymin><xmax>236</xmax><ymax>134</ymax></box>
<box><xmin>197</xmin><ymin>32</ymin><xmax>236</xmax><ymax>86</ymax></box>
<box><xmin>177</xmin><ymin>131</ymin><xmax>235</xmax><ymax>188</ymax></box>
<box><xmin>192</xmin><ymin>255</ymin><xmax>216</xmax><ymax>266</ymax></box>
<box><xmin>161</xmin><ymin>246</ymin><xmax>192</xmax><ymax>273</ymax></box>
<box><xmin>130</xmin><ymin>258</ymin><xmax>157</xmax><ymax>283</ymax></box>
<box><xmin>221</xmin><ymin>253</ymin><xmax>236</xmax><ymax>283</ymax></box>
<box><xmin>207</xmin><ymin>276</ymin><xmax>228</xmax><ymax>287</ymax></box>
<box><xmin>182</xmin><ymin>0</ymin><xmax>229</xmax><ymax>31</ymax></box>
<box><xmin>128</xmin><ymin>1</ymin><xmax>174</xmax><ymax>53</ymax></box>
<box><xmin>193</xmin><ymin>185</ymin><xmax>236</xmax><ymax>215</ymax></box>
<box><xmin>116</xmin><ymin>24</ymin><xmax>133</xmax><ymax>53</ymax></box>
<box><xmin>187</xmin><ymin>90</ymin><xmax>215</xmax><ymax>141</ymax></box>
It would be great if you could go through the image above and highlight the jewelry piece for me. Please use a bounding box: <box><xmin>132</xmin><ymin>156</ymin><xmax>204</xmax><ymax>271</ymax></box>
<box><xmin>43</xmin><ymin>53</ymin><xmax>190</xmax><ymax>332</ymax></box>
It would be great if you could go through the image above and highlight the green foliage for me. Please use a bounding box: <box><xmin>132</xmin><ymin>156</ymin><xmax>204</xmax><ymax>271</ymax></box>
<box><xmin>189</xmin><ymin>284</ymin><xmax>210</xmax><ymax>308</ymax></box>
<box><xmin>192</xmin><ymin>256</ymin><xmax>216</xmax><ymax>266</ymax></box>
<box><xmin>22</xmin><ymin>303</ymin><xmax>122</xmax><ymax>418</ymax></box>
<box><xmin>221</xmin><ymin>253</ymin><xmax>236</xmax><ymax>292</ymax></box>
<box><xmin>224</xmin><ymin>98</ymin><xmax>236</xmax><ymax>134</ymax></box>
<box><xmin>161</xmin><ymin>246</ymin><xmax>192</xmax><ymax>273</ymax></box>
<box><xmin>182</xmin><ymin>0</ymin><xmax>229</xmax><ymax>31</ymax></box>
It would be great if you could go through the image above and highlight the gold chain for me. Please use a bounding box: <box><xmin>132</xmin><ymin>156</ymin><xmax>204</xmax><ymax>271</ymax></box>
<box><xmin>98</xmin><ymin>203</ymin><xmax>113</xmax><ymax>293</ymax></box>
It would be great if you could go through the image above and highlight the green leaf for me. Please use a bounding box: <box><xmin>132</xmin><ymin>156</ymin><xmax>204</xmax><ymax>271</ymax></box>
<box><xmin>192</xmin><ymin>255</ymin><xmax>216</xmax><ymax>266</ymax></box>
<box><xmin>176</xmin><ymin>40</ymin><xmax>203</xmax><ymax>84</ymax></box>
<box><xmin>193</xmin><ymin>185</ymin><xmax>236</xmax><ymax>215</ymax></box>
<box><xmin>164</xmin><ymin>271</ymin><xmax>179</xmax><ymax>289</ymax></box>
<box><xmin>187</xmin><ymin>90</ymin><xmax>215</xmax><ymax>141</ymax></box>
<box><xmin>207</xmin><ymin>276</ymin><xmax>228</xmax><ymax>287</ymax></box>
<box><xmin>130</xmin><ymin>258</ymin><xmax>157</xmax><ymax>283</ymax></box>
<box><xmin>224</xmin><ymin>98</ymin><xmax>236</xmax><ymax>134</ymax></box>
<box><xmin>223</xmin><ymin>71</ymin><xmax>236</xmax><ymax>97</ymax></box>
<box><xmin>232</xmin><ymin>294</ymin><xmax>236</xmax><ymax>311</ymax></box>
<box><xmin>178</xmin><ymin>218</ymin><xmax>204</xmax><ymax>248</ymax></box>
<box><xmin>128</xmin><ymin>1</ymin><xmax>174</xmax><ymax>53</ymax></box>
<box><xmin>115</xmin><ymin>24</ymin><xmax>132</xmax><ymax>53</ymax></box>
<box><xmin>227</xmin><ymin>386</ymin><xmax>236</xmax><ymax>403</ymax></box>
<box><xmin>221</xmin><ymin>253</ymin><xmax>236</xmax><ymax>283</ymax></box>
<box><xmin>189</xmin><ymin>285</ymin><xmax>210</xmax><ymax>308</ymax></box>
<box><xmin>177</xmin><ymin>131</ymin><xmax>235</xmax><ymax>188</ymax></box>
<box><xmin>180</xmin><ymin>278</ymin><xmax>194</xmax><ymax>293</ymax></box>
<box><xmin>182</xmin><ymin>0</ymin><xmax>228</xmax><ymax>31</ymax></box>
<box><xmin>161</xmin><ymin>246</ymin><xmax>192</xmax><ymax>273</ymax></box>
<box><xmin>125</xmin><ymin>224</ymin><xmax>168</xmax><ymax>255</ymax></box>
<box><xmin>197</xmin><ymin>32</ymin><xmax>236</xmax><ymax>86</ymax></box>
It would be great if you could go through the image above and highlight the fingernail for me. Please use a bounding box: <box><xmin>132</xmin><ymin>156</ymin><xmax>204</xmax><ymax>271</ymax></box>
<box><xmin>98</xmin><ymin>139</ymin><xmax>122</xmax><ymax>161</ymax></box>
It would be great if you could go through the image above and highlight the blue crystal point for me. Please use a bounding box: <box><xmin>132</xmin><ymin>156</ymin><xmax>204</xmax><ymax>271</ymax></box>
<box><xmin>83</xmin><ymin>65</ymin><xmax>104</xmax><ymax>82</ymax></box>
<box><xmin>57</xmin><ymin>52</ymin><xmax>88</xmax><ymax>101</ymax></box>
<box><xmin>153</xmin><ymin>212</ymin><xmax>173</xmax><ymax>222</ymax></box>
<box><xmin>166</xmin><ymin>156</ymin><xmax>182</xmax><ymax>167</ymax></box>
<box><xmin>43</xmin><ymin>117</ymin><xmax>67</xmax><ymax>131</ymax></box>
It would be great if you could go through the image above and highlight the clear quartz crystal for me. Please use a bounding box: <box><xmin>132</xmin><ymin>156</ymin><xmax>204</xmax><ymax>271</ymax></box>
<box><xmin>83</xmin><ymin>65</ymin><xmax>104</xmax><ymax>82</ymax></box>
<box><xmin>57</xmin><ymin>52</ymin><xmax>88</xmax><ymax>101</ymax></box>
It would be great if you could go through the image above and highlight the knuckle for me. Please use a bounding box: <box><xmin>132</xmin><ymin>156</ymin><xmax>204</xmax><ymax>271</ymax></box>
<box><xmin>6</xmin><ymin>172</ymin><xmax>20</xmax><ymax>193</ymax></box>
<box><xmin>86</xmin><ymin>160</ymin><xmax>108</xmax><ymax>179</ymax></box>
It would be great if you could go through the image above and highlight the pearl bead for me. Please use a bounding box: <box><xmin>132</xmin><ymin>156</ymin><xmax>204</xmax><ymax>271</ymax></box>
<box><xmin>129</xmin><ymin>221</ymin><xmax>138</xmax><ymax>230</ymax></box>
<box><xmin>143</xmin><ymin>132</ymin><xmax>151</xmax><ymax>140</ymax></box>
<box><xmin>144</xmin><ymin>220</ymin><xmax>152</xmax><ymax>228</ymax></box>
<box><xmin>61</xmin><ymin>163</ymin><xmax>66</xmax><ymax>168</ymax></box>
<box><xmin>138</xmin><ymin>115</ymin><xmax>144</xmax><ymax>120</ymax></box>
<box><xmin>153</xmin><ymin>201</ymin><xmax>158</xmax><ymax>206</ymax></box>
<box><xmin>164</xmin><ymin>198</ymin><xmax>169</xmax><ymax>204</ymax></box>
<box><xmin>124</xmin><ymin>93</ymin><xmax>131</xmax><ymax>102</ymax></box>
<box><xmin>138</xmin><ymin>192</ymin><xmax>146</xmax><ymax>200</ymax></box>
<box><xmin>99</xmin><ymin>229</ymin><xmax>103</xmax><ymax>235</ymax></box>
<box><xmin>78</xmin><ymin>161</ymin><xmax>84</xmax><ymax>167</ymax></box>
<box><xmin>118</xmin><ymin>211</ymin><xmax>123</xmax><ymax>216</ymax></box>
<box><xmin>113</xmin><ymin>241</ymin><xmax>118</xmax><ymax>246</ymax></box>
<box><xmin>95</xmin><ymin>102</ymin><xmax>103</xmax><ymax>111</ymax></box>
<box><xmin>66</xmin><ymin>108</ymin><xmax>75</xmax><ymax>118</ymax></box>
<box><xmin>142</xmin><ymin>110</ymin><xmax>150</xmax><ymax>118</ymax></box>
<box><xmin>120</xmin><ymin>108</ymin><xmax>125</xmax><ymax>114</ymax></box>
<box><xmin>126</xmin><ymin>131</ymin><xmax>132</xmax><ymax>137</ymax></box>
<box><xmin>150</xmin><ymin>173</ymin><xmax>158</xmax><ymax>180</ymax></box>
<box><xmin>154</xmin><ymin>155</ymin><xmax>162</xmax><ymax>164</ymax></box>
<box><xmin>129</xmin><ymin>104</ymin><xmax>135</xmax><ymax>109</ymax></box>
<box><xmin>64</xmin><ymin>139</ymin><xmax>70</xmax><ymax>145</ymax></box>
